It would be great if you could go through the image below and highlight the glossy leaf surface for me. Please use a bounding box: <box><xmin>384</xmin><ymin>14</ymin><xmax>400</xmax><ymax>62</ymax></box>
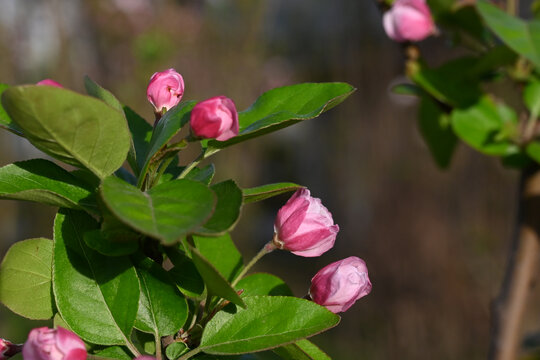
<box><xmin>272</xmin><ymin>340</ymin><xmax>331</xmax><ymax>360</ymax></box>
<box><xmin>1</xmin><ymin>85</ymin><xmax>130</xmax><ymax>179</ymax></box>
<box><xmin>190</xmin><ymin>246</ymin><xmax>246</xmax><ymax>308</ymax></box>
<box><xmin>101</xmin><ymin>176</ymin><xmax>216</xmax><ymax>244</ymax></box>
<box><xmin>234</xmin><ymin>273</ymin><xmax>292</xmax><ymax>297</ymax></box>
<box><xmin>53</xmin><ymin>210</ymin><xmax>140</xmax><ymax>345</ymax></box>
<box><xmin>0</xmin><ymin>159</ymin><xmax>96</xmax><ymax>212</ymax></box>
<box><xmin>203</xmin><ymin>83</ymin><xmax>355</xmax><ymax>154</ymax></box>
<box><xmin>200</xmin><ymin>296</ymin><xmax>340</xmax><ymax>354</ymax></box>
<box><xmin>242</xmin><ymin>183</ymin><xmax>303</xmax><ymax>204</ymax></box>
<box><xmin>194</xmin><ymin>234</ymin><xmax>243</xmax><ymax>282</ymax></box>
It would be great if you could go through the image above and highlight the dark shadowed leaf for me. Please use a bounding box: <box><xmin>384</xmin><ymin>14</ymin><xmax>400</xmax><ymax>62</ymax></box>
<box><xmin>418</xmin><ymin>96</ymin><xmax>457</xmax><ymax>168</ymax></box>
<box><xmin>196</xmin><ymin>181</ymin><xmax>243</xmax><ymax>235</ymax></box>
<box><xmin>133</xmin><ymin>257</ymin><xmax>188</xmax><ymax>337</ymax></box>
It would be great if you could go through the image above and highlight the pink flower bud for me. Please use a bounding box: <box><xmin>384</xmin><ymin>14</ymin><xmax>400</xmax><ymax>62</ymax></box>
<box><xmin>309</xmin><ymin>256</ymin><xmax>372</xmax><ymax>313</ymax></box>
<box><xmin>146</xmin><ymin>68</ymin><xmax>185</xmax><ymax>113</ymax></box>
<box><xmin>273</xmin><ymin>188</ymin><xmax>339</xmax><ymax>257</ymax></box>
<box><xmin>0</xmin><ymin>338</ymin><xmax>20</xmax><ymax>360</ymax></box>
<box><xmin>190</xmin><ymin>96</ymin><xmax>239</xmax><ymax>141</ymax></box>
<box><xmin>36</xmin><ymin>79</ymin><xmax>63</xmax><ymax>88</ymax></box>
<box><xmin>22</xmin><ymin>327</ymin><xmax>87</xmax><ymax>360</ymax></box>
<box><xmin>383</xmin><ymin>0</ymin><xmax>435</xmax><ymax>42</ymax></box>
<box><xmin>0</xmin><ymin>339</ymin><xmax>8</xmax><ymax>360</ymax></box>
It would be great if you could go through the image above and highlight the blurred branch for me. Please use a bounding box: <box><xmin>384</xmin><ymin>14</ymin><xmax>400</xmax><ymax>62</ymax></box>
<box><xmin>489</xmin><ymin>166</ymin><xmax>540</xmax><ymax>360</ymax></box>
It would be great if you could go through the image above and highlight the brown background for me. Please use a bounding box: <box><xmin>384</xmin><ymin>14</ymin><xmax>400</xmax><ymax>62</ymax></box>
<box><xmin>0</xmin><ymin>1</ymin><xmax>531</xmax><ymax>359</ymax></box>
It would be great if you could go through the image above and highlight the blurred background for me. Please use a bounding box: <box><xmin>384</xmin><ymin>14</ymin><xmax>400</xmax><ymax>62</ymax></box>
<box><xmin>0</xmin><ymin>0</ymin><xmax>529</xmax><ymax>359</ymax></box>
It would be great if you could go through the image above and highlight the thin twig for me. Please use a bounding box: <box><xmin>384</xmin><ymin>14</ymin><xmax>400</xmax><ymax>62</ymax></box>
<box><xmin>489</xmin><ymin>166</ymin><xmax>540</xmax><ymax>360</ymax></box>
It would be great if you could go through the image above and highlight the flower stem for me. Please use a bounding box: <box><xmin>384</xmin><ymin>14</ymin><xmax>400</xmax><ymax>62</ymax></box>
<box><xmin>177</xmin><ymin>347</ymin><xmax>202</xmax><ymax>360</ymax></box>
<box><xmin>178</xmin><ymin>153</ymin><xmax>204</xmax><ymax>179</ymax></box>
<box><xmin>155</xmin><ymin>332</ymin><xmax>162</xmax><ymax>360</ymax></box>
<box><xmin>232</xmin><ymin>240</ymin><xmax>276</xmax><ymax>287</ymax></box>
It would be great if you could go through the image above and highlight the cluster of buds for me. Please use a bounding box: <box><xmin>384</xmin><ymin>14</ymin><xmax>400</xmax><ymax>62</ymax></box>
<box><xmin>146</xmin><ymin>69</ymin><xmax>372</xmax><ymax>313</ymax></box>
<box><xmin>273</xmin><ymin>188</ymin><xmax>372</xmax><ymax>313</ymax></box>
<box><xmin>146</xmin><ymin>69</ymin><xmax>239</xmax><ymax>141</ymax></box>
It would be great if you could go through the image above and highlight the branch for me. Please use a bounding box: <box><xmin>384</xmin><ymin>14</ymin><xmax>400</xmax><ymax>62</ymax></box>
<box><xmin>489</xmin><ymin>166</ymin><xmax>540</xmax><ymax>360</ymax></box>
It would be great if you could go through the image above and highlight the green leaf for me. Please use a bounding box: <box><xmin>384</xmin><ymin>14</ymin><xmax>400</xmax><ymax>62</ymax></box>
<box><xmin>83</xmin><ymin>230</ymin><xmax>139</xmax><ymax>257</ymax></box>
<box><xmin>1</xmin><ymin>85</ymin><xmax>131</xmax><ymax>179</ymax></box>
<box><xmin>407</xmin><ymin>58</ymin><xmax>482</xmax><ymax>108</ymax></box>
<box><xmin>242</xmin><ymin>183</ymin><xmax>303</xmax><ymax>204</ymax></box>
<box><xmin>84</xmin><ymin>76</ymin><xmax>124</xmax><ymax>112</ymax></box>
<box><xmin>194</xmin><ymin>234</ymin><xmax>243</xmax><ymax>282</ymax></box>
<box><xmin>184</xmin><ymin>164</ymin><xmax>215</xmax><ymax>185</ymax></box>
<box><xmin>0</xmin><ymin>84</ymin><xmax>22</xmax><ymax>136</ymax></box>
<box><xmin>189</xmin><ymin>245</ymin><xmax>246</xmax><ymax>308</ymax></box>
<box><xmin>526</xmin><ymin>142</ymin><xmax>540</xmax><ymax>164</ymax></box>
<box><xmin>200</xmin><ymin>296</ymin><xmax>340</xmax><ymax>355</ymax></box>
<box><xmin>203</xmin><ymin>83</ymin><xmax>355</xmax><ymax>155</ymax></box>
<box><xmin>436</xmin><ymin>4</ymin><xmax>491</xmax><ymax>46</ymax></box>
<box><xmin>53</xmin><ymin>210</ymin><xmax>140</xmax><ymax>345</ymax></box>
<box><xmin>166</xmin><ymin>342</ymin><xmax>189</xmax><ymax>359</ymax></box>
<box><xmin>124</xmin><ymin>106</ymin><xmax>153</xmax><ymax>176</ymax></box>
<box><xmin>139</xmin><ymin>101</ymin><xmax>196</xmax><ymax>184</ymax></box>
<box><xmin>0</xmin><ymin>238</ymin><xmax>54</xmax><ymax>319</ymax></box>
<box><xmin>234</xmin><ymin>273</ymin><xmax>292</xmax><ymax>297</ymax></box>
<box><xmin>196</xmin><ymin>180</ymin><xmax>243</xmax><ymax>235</ymax></box>
<box><xmin>524</xmin><ymin>79</ymin><xmax>540</xmax><ymax>118</ymax></box>
<box><xmin>477</xmin><ymin>0</ymin><xmax>540</xmax><ymax>68</ymax></box>
<box><xmin>272</xmin><ymin>340</ymin><xmax>331</xmax><ymax>360</ymax></box>
<box><xmin>418</xmin><ymin>96</ymin><xmax>457</xmax><ymax>168</ymax></box>
<box><xmin>0</xmin><ymin>159</ymin><xmax>97</xmax><ymax>212</ymax></box>
<box><xmin>101</xmin><ymin>176</ymin><xmax>216</xmax><ymax>244</ymax></box>
<box><xmin>165</xmin><ymin>247</ymin><xmax>205</xmax><ymax>298</ymax></box>
<box><xmin>451</xmin><ymin>96</ymin><xmax>519</xmax><ymax>156</ymax></box>
<box><xmin>91</xmin><ymin>346</ymin><xmax>132</xmax><ymax>360</ymax></box>
<box><xmin>134</xmin><ymin>258</ymin><xmax>188</xmax><ymax>337</ymax></box>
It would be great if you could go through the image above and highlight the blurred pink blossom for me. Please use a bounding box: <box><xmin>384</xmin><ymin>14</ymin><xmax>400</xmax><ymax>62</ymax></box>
<box><xmin>36</xmin><ymin>79</ymin><xmax>63</xmax><ymax>88</ymax></box>
<box><xmin>22</xmin><ymin>327</ymin><xmax>87</xmax><ymax>360</ymax></box>
<box><xmin>383</xmin><ymin>0</ymin><xmax>435</xmax><ymax>42</ymax></box>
